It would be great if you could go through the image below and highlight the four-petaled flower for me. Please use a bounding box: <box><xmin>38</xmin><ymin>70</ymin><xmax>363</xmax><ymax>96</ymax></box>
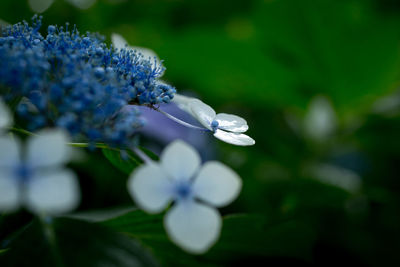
<box><xmin>173</xmin><ymin>94</ymin><xmax>255</xmax><ymax>146</ymax></box>
<box><xmin>0</xmin><ymin>129</ymin><xmax>80</xmax><ymax>215</ymax></box>
<box><xmin>128</xmin><ymin>140</ymin><xmax>242</xmax><ymax>253</ymax></box>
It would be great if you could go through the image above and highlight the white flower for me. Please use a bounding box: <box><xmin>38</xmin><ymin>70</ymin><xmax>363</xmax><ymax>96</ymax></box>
<box><xmin>173</xmin><ymin>94</ymin><xmax>255</xmax><ymax>146</ymax></box>
<box><xmin>128</xmin><ymin>140</ymin><xmax>242</xmax><ymax>254</ymax></box>
<box><xmin>28</xmin><ymin>0</ymin><xmax>54</xmax><ymax>13</ymax></box>
<box><xmin>303</xmin><ymin>96</ymin><xmax>337</xmax><ymax>141</ymax></box>
<box><xmin>0</xmin><ymin>98</ymin><xmax>12</xmax><ymax>133</ymax></box>
<box><xmin>0</xmin><ymin>129</ymin><xmax>80</xmax><ymax>215</ymax></box>
<box><xmin>111</xmin><ymin>33</ymin><xmax>162</xmax><ymax>70</ymax></box>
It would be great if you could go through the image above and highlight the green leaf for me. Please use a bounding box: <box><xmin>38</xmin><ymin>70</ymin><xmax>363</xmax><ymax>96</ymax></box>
<box><xmin>102</xmin><ymin>148</ymin><xmax>141</xmax><ymax>174</ymax></box>
<box><xmin>101</xmin><ymin>210</ymin><xmax>317</xmax><ymax>266</ymax></box>
<box><xmin>0</xmin><ymin>217</ymin><xmax>159</xmax><ymax>267</ymax></box>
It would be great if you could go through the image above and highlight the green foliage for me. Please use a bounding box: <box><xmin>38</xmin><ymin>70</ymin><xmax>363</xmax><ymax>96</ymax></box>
<box><xmin>0</xmin><ymin>218</ymin><xmax>159</xmax><ymax>267</ymax></box>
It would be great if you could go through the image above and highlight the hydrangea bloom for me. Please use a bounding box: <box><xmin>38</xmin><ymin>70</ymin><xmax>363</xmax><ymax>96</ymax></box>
<box><xmin>128</xmin><ymin>140</ymin><xmax>242</xmax><ymax>253</ymax></box>
<box><xmin>0</xmin><ymin>129</ymin><xmax>80</xmax><ymax>214</ymax></box>
<box><xmin>173</xmin><ymin>94</ymin><xmax>255</xmax><ymax>146</ymax></box>
<box><xmin>0</xmin><ymin>16</ymin><xmax>175</xmax><ymax>147</ymax></box>
<box><xmin>111</xmin><ymin>33</ymin><xmax>162</xmax><ymax>70</ymax></box>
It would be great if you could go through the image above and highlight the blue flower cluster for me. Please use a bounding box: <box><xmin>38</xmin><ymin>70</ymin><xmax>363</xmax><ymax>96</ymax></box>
<box><xmin>0</xmin><ymin>16</ymin><xmax>175</xmax><ymax>147</ymax></box>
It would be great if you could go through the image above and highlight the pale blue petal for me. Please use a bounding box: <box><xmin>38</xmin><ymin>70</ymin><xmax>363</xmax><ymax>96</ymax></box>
<box><xmin>26</xmin><ymin>169</ymin><xmax>80</xmax><ymax>214</ymax></box>
<box><xmin>193</xmin><ymin>161</ymin><xmax>242</xmax><ymax>207</ymax></box>
<box><xmin>0</xmin><ymin>137</ymin><xmax>20</xmax><ymax>167</ymax></box>
<box><xmin>26</xmin><ymin>129</ymin><xmax>71</xmax><ymax>168</ymax></box>
<box><xmin>160</xmin><ymin>140</ymin><xmax>201</xmax><ymax>181</ymax></box>
<box><xmin>213</xmin><ymin>129</ymin><xmax>255</xmax><ymax>146</ymax></box>
<box><xmin>0</xmin><ymin>171</ymin><xmax>20</xmax><ymax>212</ymax></box>
<box><xmin>164</xmin><ymin>200</ymin><xmax>221</xmax><ymax>254</ymax></box>
<box><xmin>128</xmin><ymin>163</ymin><xmax>173</xmax><ymax>213</ymax></box>
<box><xmin>215</xmin><ymin>113</ymin><xmax>248</xmax><ymax>133</ymax></box>
<box><xmin>189</xmin><ymin>100</ymin><xmax>216</xmax><ymax>130</ymax></box>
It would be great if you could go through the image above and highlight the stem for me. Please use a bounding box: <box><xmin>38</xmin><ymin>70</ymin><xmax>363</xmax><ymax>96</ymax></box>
<box><xmin>155</xmin><ymin>108</ymin><xmax>210</xmax><ymax>132</ymax></box>
<box><xmin>132</xmin><ymin>147</ymin><xmax>153</xmax><ymax>164</ymax></box>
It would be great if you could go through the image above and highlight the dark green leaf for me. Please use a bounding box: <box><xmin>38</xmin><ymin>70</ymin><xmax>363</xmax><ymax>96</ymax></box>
<box><xmin>0</xmin><ymin>217</ymin><xmax>159</xmax><ymax>267</ymax></box>
<box><xmin>102</xmin><ymin>210</ymin><xmax>316</xmax><ymax>266</ymax></box>
<box><xmin>102</xmin><ymin>148</ymin><xmax>141</xmax><ymax>174</ymax></box>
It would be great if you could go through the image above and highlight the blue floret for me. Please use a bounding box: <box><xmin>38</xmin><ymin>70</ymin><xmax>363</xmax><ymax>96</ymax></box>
<box><xmin>0</xmin><ymin>15</ymin><xmax>176</xmax><ymax>147</ymax></box>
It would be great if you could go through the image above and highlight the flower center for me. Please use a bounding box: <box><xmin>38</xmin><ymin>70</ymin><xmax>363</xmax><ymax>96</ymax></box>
<box><xmin>14</xmin><ymin>164</ymin><xmax>33</xmax><ymax>183</ymax></box>
<box><xmin>174</xmin><ymin>181</ymin><xmax>193</xmax><ymax>200</ymax></box>
<box><xmin>211</xmin><ymin>120</ymin><xmax>219</xmax><ymax>132</ymax></box>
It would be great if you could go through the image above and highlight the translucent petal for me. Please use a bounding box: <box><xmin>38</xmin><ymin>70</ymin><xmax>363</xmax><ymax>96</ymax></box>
<box><xmin>127</xmin><ymin>163</ymin><xmax>173</xmax><ymax>213</ymax></box>
<box><xmin>213</xmin><ymin>129</ymin><xmax>255</xmax><ymax>146</ymax></box>
<box><xmin>189</xmin><ymin>100</ymin><xmax>216</xmax><ymax>130</ymax></box>
<box><xmin>0</xmin><ymin>99</ymin><xmax>12</xmax><ymax>131</ymax></box>
<box><xmin>26</xmin><ymin>169</ymin><xmax>80</xmax><ymax>214</ymax></box>
<box><xmin>215</xmin><ymin>113</ymin><xmax>248</xmax><ymax>133</ymax></box>
<box><xmin>161</xmin><ymin>140</ymin><xmax>201</xmax><ymax>181</ymax></box>
<box><xmin>111</xmin><ymin>33</ymin><xmax>128</xmax><ymax>50</ymax></box>
<box><xmin>26</xmin><ymin>129</ymin><xmax>71</xmax><ymax>168</ymax></box>
<box><xmin>164</xmin><ymin>200</ymin><xmax>221</xmax><ymax>254</ymax></box>
<box><xmin>172</xmin><ymin>94</ymin><xmax>196</xmax><ymax>115</ymax></box>
<box><xmin>0</xmin><ymin>137</ymin><xmax>20</xmax><ymax>167</ymax></box>
<box><xmin>193</xmin><ymin>161</ymin><xmax>242</xmax><ymax>207</ymax></box>
<box><xmin>0</xmin><ymin>172</ymin><xmax>20</xmax><ymax>212</ymax></box>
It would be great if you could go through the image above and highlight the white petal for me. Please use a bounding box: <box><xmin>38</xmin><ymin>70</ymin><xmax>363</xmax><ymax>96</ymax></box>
<box><xmin>0</xmin><ymin>137</ymin><xmax>20</xmax><ymax>167</ymax></box>
<box><xmin>213</xmin><ymin>129</ymin><xmax>255</xmax><ymax>146</ymax></box>
<box><xmin>0</xmin><ymin>99</ymin><xmax>12</xmax><ymax>131</ymax></box>
<box><xmin>164</xmin><ymin>200</ymin><xmax>221</xmax><ymax>254</ymax></box>
<box><xmin>189</xmin><ymin>100</ymin><xmax>216</xmax><ymax>130</ymax></box>
<box><xmin>0</xmin><ymin>172</ymin><xmax>20</xmax><ymax>212</ymax></box>
<box><xmin>25</xmin><ymin>169</ymin><xmax>80</xmax><ymax>214</ymax></box>
<box><xmin>193</xmin><ymin>161</ymin><xmax>242</xmax><ymax>207</ymax></box>
<box><xmin>172</xmin><ymin>94</ymin><xmax>197</xmax><ymax>115</ymax></box>
<box><xmin>215</xmin><ymin>113</ymin><xmax>248</xmax><ymax>133</ymax></box>
<box><xmin>127</xmin><ymin>163</ymin><xmax>173</xmax><ymax>213</ymax></box>
<box><xmin>111</xmin><ymin>33</ymin><xmax>129</xmax><ymax>51</ymax></box>
<box><xmin>26</xmin><ymin>129</ymin><xmax>71</xmax><ymax>168</ymax></box>
<box><xmin>160</xmin><ymin>140</ymin><xmax>201</xmax><ymax>181</ymax></box>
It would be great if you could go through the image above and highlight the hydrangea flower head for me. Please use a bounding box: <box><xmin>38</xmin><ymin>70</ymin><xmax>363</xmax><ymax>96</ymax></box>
<box><xmin>111</xmin><ymin>33</ymin><xmax>162</xmax><ymax>71</ymax></box>
<box><xmin>0</xmin><ymin>129</ymin><xmax>80</xmax><ymax>215</ymax></box>
<box><xmin>0</xmin><ymin>16</ymin><xmax>175</xmax><ymax>147</ymax></box>
<box><xmin>128</xmin><ymin>140</ymin><xmax>242</xmax><ymax>253</ymax></box>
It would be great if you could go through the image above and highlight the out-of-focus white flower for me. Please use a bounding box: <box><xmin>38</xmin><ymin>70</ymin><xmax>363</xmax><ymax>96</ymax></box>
<box><xmin>0</xmin><ymin>98</ymin><xmax>12</xmax><ymax>133</ymax></box>
<box><xmin>304</xmin><ymin>96</ymin><xmax>337</xmax><ymax>141</ymax></box>
<box><xmin>65</xmin><ymin>0</ymin><xmax>96</xmax><ymax>10</ymax></box>
<box><xmin>0</xmin><ymin>129</ymin><xmax>80</xmax><ymax>215</ymax></box>
<box><xmin>173</xmin><ymin>95</ymin><xmax>255</xmax><ymax>146</ymax></box>
<box><xmin>128</xmin><ymin>140</ymin><xmax>242</xmax><ymax>254</ymax></box>
<box><xmin>309</xmin><ymin>163</ymin><xmax>362</xmax><ymax>193</ymax></box>
<box><xmin>28</xmin><ymin>0</ymin><xmax>54</xmax><ymax>13</ymax></box>
<box><xmin>111</xmin><ymin>33</ymin><xmax>162</xmax><ymax>70</ymax></box>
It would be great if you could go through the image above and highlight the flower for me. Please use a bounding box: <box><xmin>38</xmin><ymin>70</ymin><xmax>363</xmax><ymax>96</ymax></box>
<box><xmin>0</xmin><ymin>129</ymin><xmax>80</xmax><ymax>215</ymax></box>
<box><xmin>0</xmin><ymin>16</ymin><xmax>175</xmax><ymax>147</ymax></box>
<box><xmin>127</xmin><ymin>140</ymin><xmax>242</xmax><ymax>254</ymax></box>
<box><xmin>0</xmin><ymin>98</ymin><xmax>12</xmax><ymax>132</ymax></box>
<box><xmin>173</xmin><ymin>94</ymin><xmax>255</xmax><ymax>146</ymax></box>
<box><xmin>111</xmin><ymin>33</ymin><xmax>162</xmax><ymax>71</ymax></box>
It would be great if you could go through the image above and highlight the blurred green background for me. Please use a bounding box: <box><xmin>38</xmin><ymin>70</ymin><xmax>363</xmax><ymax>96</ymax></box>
<box><xmin>2</xmin><ymin>0</ymin><xmax>400</xmax><ymax>266</ymax></box>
